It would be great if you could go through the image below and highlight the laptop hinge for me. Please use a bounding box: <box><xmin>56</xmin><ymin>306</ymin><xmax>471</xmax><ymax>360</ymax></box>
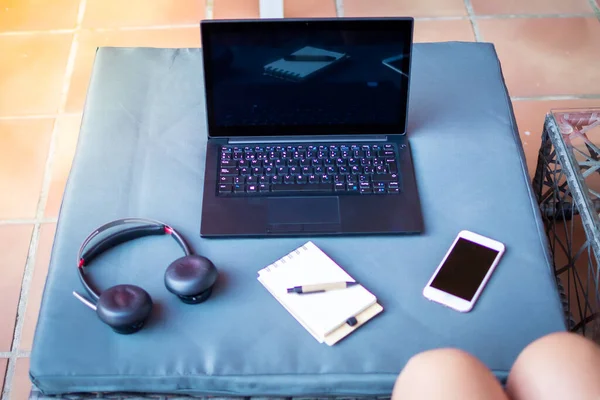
<box><xmin>227</xmin><ymin>135</ymin><xmax>389</xmax><ymax>144</ymax></box>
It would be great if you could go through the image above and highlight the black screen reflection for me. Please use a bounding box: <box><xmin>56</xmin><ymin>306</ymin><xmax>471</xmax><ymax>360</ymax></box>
<box><xmin>207</xmin><ymin>28</ymin><xmax>410</xmax><ymax>132</ymax></box>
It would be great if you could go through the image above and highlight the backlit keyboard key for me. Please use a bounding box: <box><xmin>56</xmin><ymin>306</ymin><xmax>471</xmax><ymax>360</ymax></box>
<box><xmin>219</xmin><ymin>184</ymin><xmax>232</xmax><ymax>194</ymax></box>
<box><xmin>271</xmin><ymin>184</ymin><xmax>333</xmax><ymax>193</ymax></box>
<box><xmin>296</xmin><ymin>175</ymin><xmax>307</xmax><ymax>184</ymax></box>
<box><xmin>220</xmin><ymin>168</ymin><xmax>237</xmax><ymax>176</ymax></box>
<box><xmin>373</xmin><ymin>174</ymin><xmax>398</xmax><ymax>182</ymax></box>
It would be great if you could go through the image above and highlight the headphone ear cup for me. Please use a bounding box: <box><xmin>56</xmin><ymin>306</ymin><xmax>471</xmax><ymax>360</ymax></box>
<box><xmin>96</xmin><ymin>284</ymin><xmax>153</xmax><ymax>334</ymax></box>
<box><xmin>164</xmin><ymin>255</ymin><xmax>218</xmax><ymax>304</ymax></box>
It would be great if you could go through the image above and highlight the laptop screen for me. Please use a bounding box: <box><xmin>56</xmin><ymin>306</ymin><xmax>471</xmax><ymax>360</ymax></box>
<box><xmin>201</xmin><ymin>18</ymin><xmax>413</xmax><ymax>138</ymax></box>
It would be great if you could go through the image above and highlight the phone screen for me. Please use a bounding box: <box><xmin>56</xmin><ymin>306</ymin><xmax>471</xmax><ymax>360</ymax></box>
<box><xmin>430</xmin><ymin>238</ymin><xmax>500</xmax><ymax>301</ymax></box>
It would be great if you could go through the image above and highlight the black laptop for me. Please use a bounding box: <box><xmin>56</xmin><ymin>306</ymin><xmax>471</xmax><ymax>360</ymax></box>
<box><xmin>200</xmin><ymin>17</ymin><xmax>423</xmax><ymax>237</ymax></box>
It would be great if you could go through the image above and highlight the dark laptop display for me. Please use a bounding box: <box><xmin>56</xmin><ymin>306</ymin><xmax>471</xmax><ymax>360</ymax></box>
<box><xmin>199</xmin><ymin>18</ymin><xmax>423</xmax><ymax>237</ymax></box>
<box><xmin>202</xmin><ymin>19</ymin><xmax>412</xmax><ymax>137</ymax></box>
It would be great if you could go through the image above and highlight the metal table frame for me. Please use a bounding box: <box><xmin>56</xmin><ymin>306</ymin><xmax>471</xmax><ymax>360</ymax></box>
<box><xmin>533</xmin><ymin>110</ymin><xmax>600</xmax><ymax>340</ymax></box>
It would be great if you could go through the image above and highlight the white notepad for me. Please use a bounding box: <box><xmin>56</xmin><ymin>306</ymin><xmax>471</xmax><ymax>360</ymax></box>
<box><xmin>258</xmin><ymin>241</ymin><xmax>382</xmax><ymax>345</ymax></box>
<box><xmin>263</xmin><ymin>46</ymin><xmax>347</xmax><ymax>82</ymax></box>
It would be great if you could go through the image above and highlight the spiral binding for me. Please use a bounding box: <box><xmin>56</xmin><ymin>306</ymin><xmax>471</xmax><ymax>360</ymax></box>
<box><xmin>264</xmin><ymin>67</ymin><xmax>303</xmax><ymax>82</ymax></box>
<box><xmin>263</xmin><ymin>243</ymin><xmax>310</xmax><ymax>273</ymax></box>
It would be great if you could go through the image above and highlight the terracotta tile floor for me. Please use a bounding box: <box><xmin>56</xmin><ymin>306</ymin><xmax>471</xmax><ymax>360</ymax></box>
<box><xmin>1</xmin><ymin>0</ymin><xmax>599</xmax><ymax>397</ymax></box>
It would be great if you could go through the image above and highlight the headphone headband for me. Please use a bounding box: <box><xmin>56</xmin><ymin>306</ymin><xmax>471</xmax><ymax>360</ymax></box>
<box><xmin>77</xmin><ymin>218</ymin><xmax>192</xmax><ymax>301</ymax></box>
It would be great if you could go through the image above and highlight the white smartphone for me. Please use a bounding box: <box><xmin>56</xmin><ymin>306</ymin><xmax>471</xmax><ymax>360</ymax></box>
<box><xmin>423</xmin><ymin>230</ymin><xmax>505</xmax><ymax>312</ymax></box>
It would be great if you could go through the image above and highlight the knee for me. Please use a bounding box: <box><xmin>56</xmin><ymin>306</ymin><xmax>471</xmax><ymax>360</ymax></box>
<box><xmin>395</xmin><ymin>348</ymin><xmax>496</xmax><ymax>387</ymax></box>
<box><xmin>404</xmin><ymin>348</ymin><xmax>479</xmax><ymax>372</ymax></box>
<box><xmin>507</xmin><ymin>332</ymin><xmax>600</xmax><ymax>400</ymax></box>
<box><xmin>514</xmin><ymin>331</ymin><xmax>600</xmax><ymax>370</ymax></box>
<box><xmin>393</xmin><ymin>348</ymin><xmax>507</xmax><ymax>400</ymax></box>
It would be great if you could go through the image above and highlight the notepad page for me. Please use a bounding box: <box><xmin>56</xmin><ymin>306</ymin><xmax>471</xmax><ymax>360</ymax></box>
<box><xmin>257</xmin><ymin>274</ymin><xmax>324</xmax><ymax>343</ymax></box>
<box><xmin>263</xmin><ymin>46</ymin><xmax>346</xmax><ymax>79</ymax></box>
<box><xmin>258</xmin><ymin>242</ymin><xmax>376</xmax><ymax>341</ymax></box>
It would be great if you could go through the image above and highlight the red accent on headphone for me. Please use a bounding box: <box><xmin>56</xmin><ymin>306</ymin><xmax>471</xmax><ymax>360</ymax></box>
<box><xmin>164</xmin><ymin>226</ymin><xmax>174</xmax><ymax>235</ymax></box>
<box><xmin>78</xmin><ymin>258</ymin><xmax>85</xmax><ymax>268</ymax></box>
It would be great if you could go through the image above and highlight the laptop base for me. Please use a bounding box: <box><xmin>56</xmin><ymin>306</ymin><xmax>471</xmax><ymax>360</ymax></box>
<box><xmin>201</xmin><ymin>136</ymin><xmax>423</xmax><ymax>237</ymax></box>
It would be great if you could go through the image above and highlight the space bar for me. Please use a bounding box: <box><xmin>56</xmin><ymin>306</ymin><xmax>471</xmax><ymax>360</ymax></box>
<box><xmin>271</xmin><ymin>184</ymin><xmax>334</xmax><ymax>192</ymax></box>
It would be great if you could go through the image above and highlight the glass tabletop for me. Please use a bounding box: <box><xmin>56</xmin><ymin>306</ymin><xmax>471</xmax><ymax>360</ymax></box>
<box><xmin>549</xmin><ymin>108</ymin><xmax>600</xmax><ymax>204</ymax></box>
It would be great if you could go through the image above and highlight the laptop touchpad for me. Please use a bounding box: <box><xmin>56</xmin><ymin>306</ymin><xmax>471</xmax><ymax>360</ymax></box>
<box><xmin>267</xmin><ymin>197</ymin><xmax>340</xmax><ymax>225</ymax></box>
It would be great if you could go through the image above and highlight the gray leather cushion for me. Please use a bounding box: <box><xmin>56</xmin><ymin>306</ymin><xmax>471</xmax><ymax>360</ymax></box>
<box><xmin>29</xmin><ymin>43</ymin><xmax>566</xmax><ymax>396</ymax></box>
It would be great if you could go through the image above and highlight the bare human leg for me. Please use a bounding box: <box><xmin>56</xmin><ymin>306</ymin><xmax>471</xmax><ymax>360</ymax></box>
<box><xmin>506</xmin><ymin>332</ymin><xmax>600</xmax><ymax>400</ymax></box>
<box><xmin>391</xmin><ymin>348</ymin><xmax>508</xmax><ymax>400</ymax></box>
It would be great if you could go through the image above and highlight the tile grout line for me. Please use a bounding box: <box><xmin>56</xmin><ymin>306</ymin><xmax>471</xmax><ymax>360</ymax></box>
<box><xmin>474</xmin><ymin>12</ymin><xmax>597</xmax><ymax>19</ymax></box>
<box><xmin>511</xmin><ymin>94</ymin><xmax>600</xmax><ymax>101</ymax></box>
<box><xmin>0</xmin><ymin>24</ymin><xmax>202</xmax><ymax>38</ymax></box>
<box><xmin>1</xmin><ymin>0</ymin><xmax>88</xmax><ymax>398</ymax></box>
<box><xmin>0</xmin><ymin>23</ymin><xmax>202</xmax><ymax>37</ymax></box>
<box><xmin>205</xmin><ymin>0</ymin><xmax>214</xmax><ymax>19</ymax></box>
<box><xmin>0</xmin><ymin>114</ymin><xmax>77</xmax><ymax>121</ymax></box>
<box><xmin>0</xmin><ymin>29</ymin><xmax>75</xmax><ymax>36</ymax></box>
<box><xmin>0</xmin><ymin>218</ymin><xmax>58</xmax><ymax>226</ymax></box>
<box><xmin>335</xmin><ymin>0</ymin><xmax>344</xmax><ymax>17</ymax></box>
<box><xmin>1</xmin><ymin>224</ymin><xmax>40</xmax><ymax>400</ymax></box>
<box><xmin>0</xmin><ymin>352</ymin><xmax>30</xmax><ymax>359</ymax></box>
<box><xmin>416</xmin><ymin>16</ymin><xmax>469</xmax><ymax>20</ymax></box>
<box><xmin>462</xmin><ymin>0</ymin><xmax>482</xmax><ymax>41</ymax></box>
<box><xmin>97</xmin><ymin>23</ymin><xmax>203</xmax><ymax>31</ymax></box>
<box><xmin>0</xmin><ymin>113</ymin><xmax>82</xmax><ymax>122</ymax></box>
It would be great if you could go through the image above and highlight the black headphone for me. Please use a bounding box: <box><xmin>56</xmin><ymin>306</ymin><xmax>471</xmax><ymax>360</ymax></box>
<box><xmin>73</xmin><ymin>218</ymin><xmax>218</xmax><ymax>334</ymax></box>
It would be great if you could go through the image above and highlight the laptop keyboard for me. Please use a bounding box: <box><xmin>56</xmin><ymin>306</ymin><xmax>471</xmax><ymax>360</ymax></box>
<box><xmin>218</xmin><ymin>143</ymin><xmax>400</xmax><ymax>196</ymax></box>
